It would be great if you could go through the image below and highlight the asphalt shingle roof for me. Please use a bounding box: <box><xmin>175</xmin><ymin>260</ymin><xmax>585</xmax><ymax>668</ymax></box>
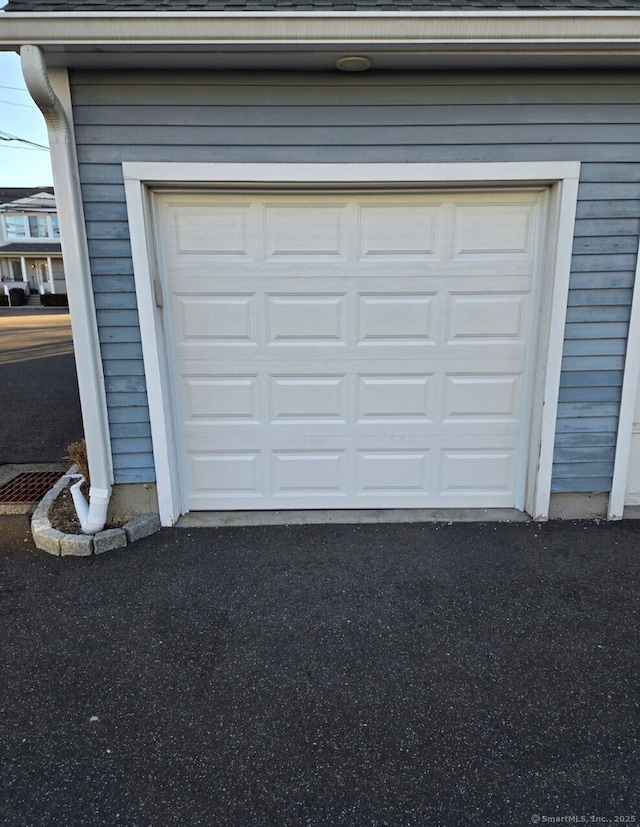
<box><xmin>5</xmin><ymin>0</ymin><xmax>640</xmax><ymax>10</ymax></box>
<box><xmin>0</xmin><ymin>188</ymin><xmax>54</xmax><ymax>203</ymax></box>
<box><xmin>0</xmin><ymin>243</ymin><xmax>62</xmax><ymax>255</ymax></box>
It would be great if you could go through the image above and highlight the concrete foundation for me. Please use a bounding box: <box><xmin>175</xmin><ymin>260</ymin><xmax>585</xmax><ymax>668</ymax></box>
<box><xmin>176</xmin><ymin>507</ymin><xmax>532</xmax><ymax>528</ymax></box>
<box><xmin>548</xmin><ymin>492</ymin><xmax>609</xmax><ymax>520</ymax></box>
<box><xmin>108</xmin><ymin>483</ymin><xmax>159</xmax><ymax>524</ymax></box>
<box><xmin>106</xmin><ymin>485</ymin><xmax>624</xmax><ymax>527</ymax></box>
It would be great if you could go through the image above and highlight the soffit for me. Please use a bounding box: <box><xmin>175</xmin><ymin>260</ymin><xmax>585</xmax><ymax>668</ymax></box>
<box><xmin>2</xmin><ymin>11</ymin><xmax>640</xmax><ymax>69</ymax></box>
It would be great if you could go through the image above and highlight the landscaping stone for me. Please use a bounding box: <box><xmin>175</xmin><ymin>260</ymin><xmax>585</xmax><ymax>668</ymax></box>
<box><xmin>125</xmin><ymin>513</ymin><xmax>161</xmax><ymax>544</ymax></box>
<box><xmin>34</xmin><ymin>528</ymin><xmax>62</xmax><ymax>556</ymax></box>
<box><xmin>94</xmin><ymin>527</ymin><xmax>127</xmax><ymax>555</ymax></box>
<box><xmin>60</xmin><ymin>534</ymin><xmax>93</xmax><ymax>557</ymax></box>
<box><xmin>31</xmin><ymin>470</ymin><xmax>161</xmax><ymax>556</ymax></box>
<box><xmin>30</xmin><ymin>516</ymin><xmax>51</xmax><ymax>535</ymax></box>
<box><xmin>31</xmin><ymin>478</ymin><xmax>67</xmax><ymax>525</ymax></box>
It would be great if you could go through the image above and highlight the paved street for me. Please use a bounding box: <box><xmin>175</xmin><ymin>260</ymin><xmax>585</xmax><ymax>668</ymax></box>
<box><xmin>0</xmin><ymin>308</ymin><xmax>82</xmax><ymax>464</ymax></box>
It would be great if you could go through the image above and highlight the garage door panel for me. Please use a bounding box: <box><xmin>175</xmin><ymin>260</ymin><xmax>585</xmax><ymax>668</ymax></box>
<box><xmin>443</xmin><ymin>374</ymin><xmax>521</xmax><ymax>422</ymax></box>
<box><xmin>446</xmin><ymin>293</ymin><xmax>529</xmax><ymax>343</ymax></box>
<box><xmin>184</xmin><ymin>375</ymin><xmax>261</xmax><ymax>422</ymax></box>
<box><xmin>357</xmin><ymin>293</ymin><xmax>436</xmax><ymax>344</ymax></box>
<box><xmin>183</xmin><ymin>440</ymin><xmax>521</xmax><ymax>509</ymax></box>
<box><xmin>157</xmin><ymin>189</ymin><xmax>544</xmax><ymax>511</ymax></box>
<box><xmin>171</xmin><ymin>288</ymin><xmax>532</xmax><ymax>352</ymax></box>
<box><xmin>357</xmin><ymin>374</ymin><xmax>434</xmax><ymax>424</ymax></box>
<box><xmin>358</xmin><ymin>203</ymin><xmax>441</xmax><ymax>261</ymax></box>
<box><xmin>452</xmin><ymin>203</ymin><xmax>538</xmax><ymax>260</ymax></box>
<box><xmin>177</xmin><ymin>361</ymin><xmax>525</xmax><ymax>424</ymax></box>
<box><xmin>178</xmin><ymin>295</ymin><xmax>258</xmax><ymax>344</ymax></box>
<box><xmin>269</xmin><ymin>374</ymin><xmax>348</xmax><ymax>423</ymax></box>
<box><xmin>190</xmin><ymin>451</ymin><xmax>262</xmax><ymax>498</ymax></box>
<box><xmin>272</xmin><ymin>450</ymin><xmax>347</xmax><ymax>497</ymax></box>
<box><xmin>264</xmin><ymin>204</ymin><xmax>348</xmax><ymax>259</ymax></box>
<box><xmin>173</xmin><ymin>204</ymin><xmax>252</xmax><ymax>257</ymax></box>
<box><xmin>440</xmin><ymin>448</ymin><xmax>516</xmax><ymax>496</ymax></box>
<box><xmin>267</xmin><ymin>293</ymin><xmax>348</xmax><ymax>345</ymax></box>
<box><xmin>357</xmin><ymin>449</ymin><xmax>432</xmax><ymax>495</ymax></box>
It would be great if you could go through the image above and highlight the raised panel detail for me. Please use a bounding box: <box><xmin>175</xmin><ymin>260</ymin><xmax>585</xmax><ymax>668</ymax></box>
<box><xmin>186</xmin><ymin>376</ymin><xmax>259</xmax><ymax>422</ymax></box>
<box><xmin>441</xmin><ymin>451</ymin><xmax>513</xmax><ymax>493</ymax></box>
<box><xmin>453</xmin><ymin>205</ymin><xmax>534</xmax><ymax>257</ymax></box>
<box><xmin>270</xmin><ymin>376</ymin><xmax>346</xmax><ymax>422</ymax></box>
<box><xmin>358</xmin><ymin>294</ymin><xmax>434</xmax><ymax>343</ymax></box>
<box><xmin>444</xmin><ymin>375</ymin><xmax>519</xmax><ymax>421</ymax></box>
<box><xmin>358</xmin><ymin>375</ymin><xmax>432</xmax><ymax>422</ymax></box>
<box><xmin>265</xmin><ymin>205</ymin><xmax>344</xmax><ymax>258</ymax></box>
<box><xmin>268</xmin><ymin>294</ymin><xmax>346</xmax><ymax>344</ymax></box>
<box><xmin>175</xmin><ymin>206</ymin><xmax>249</xmax><ymax>255</ymax></box>
<box><xmin>179</xmin><ymin>296</ymin><xmax>255</xmax><ymax>342</ymax></box>
<box><xmin>448</xmin><ymin>294</ymin><xmax>526</xmax><ymax>342</ymax></box>
<box><xmin>357</xmin><ymin>451</ymin><xmax>429</xmax><ymax>493</ymax></box>
<box><xmin>191</xmin><ymin>452</ymin><xmax>260</xmax><ymax>494</ymax></box>
<box><xmin>359</xmin><ymin>204</ymin><xmax>438</xmax><ymax>259</ymax></box>
<box><xmin>272</xmin><ymin>451</ymin><xmax>345</xmax><ymax>494</ymax></box>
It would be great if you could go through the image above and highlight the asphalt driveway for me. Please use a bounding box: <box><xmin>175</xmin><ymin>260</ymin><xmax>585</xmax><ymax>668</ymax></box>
<box><xmin>1</xmin><ymin>515</ymin><xmax>638</xmax><ymax>826</ymax></box>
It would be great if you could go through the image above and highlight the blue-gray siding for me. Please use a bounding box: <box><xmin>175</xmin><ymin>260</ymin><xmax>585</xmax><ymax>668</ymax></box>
<box><xmin>70</xmin><ymin>71</ymin><xmax>640</xmax><ymax>491</ymax></box>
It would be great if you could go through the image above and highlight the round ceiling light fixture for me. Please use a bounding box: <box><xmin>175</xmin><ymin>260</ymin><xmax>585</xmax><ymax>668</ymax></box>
<box><xmin>336</xmin><ymin>56</ymin><xmax>371</xmax><ymax>72</ymax></box>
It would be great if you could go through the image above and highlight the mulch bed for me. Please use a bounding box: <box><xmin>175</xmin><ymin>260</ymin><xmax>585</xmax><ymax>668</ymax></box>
<box><xmin>47</xmin><ymin>485</ymin><xmax>84</xmax><ymax>534</ymax></box>
<box><xmin>47</xmin><ymin>482</ymin><xmax>123</xmax><ymax>535</ymax></box>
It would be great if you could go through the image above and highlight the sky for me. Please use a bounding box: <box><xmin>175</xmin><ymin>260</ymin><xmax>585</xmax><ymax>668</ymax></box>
<box><xmin>0</xmin><ymin>50</ymin><xmax>54</xmax><ymax>188</ymax></box>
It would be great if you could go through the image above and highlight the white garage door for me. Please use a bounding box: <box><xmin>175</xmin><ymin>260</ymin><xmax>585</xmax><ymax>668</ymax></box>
<box><xmin>155</xmin><ymin>189</ymin><xmax>545</xmax><ymax>511</ymax></box>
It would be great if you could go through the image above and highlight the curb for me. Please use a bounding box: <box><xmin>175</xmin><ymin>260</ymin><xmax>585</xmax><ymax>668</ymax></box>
<box><xmin>31</xmin><ymin>469</ymin><xmax>161</xmax><ymax>556</ymax></box>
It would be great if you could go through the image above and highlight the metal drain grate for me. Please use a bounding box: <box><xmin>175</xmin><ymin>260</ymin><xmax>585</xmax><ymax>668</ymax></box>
<box><xmin>0</xmin><ymin>471</ymin><xmax>65</xmax><ymax>504</ymax></box>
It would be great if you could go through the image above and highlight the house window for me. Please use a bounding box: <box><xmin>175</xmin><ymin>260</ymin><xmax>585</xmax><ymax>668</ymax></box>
<box><xmin>2</xmin><ymin>214</ymin><xmax>60</xmax><ymax>240</ymax></box>
<box><xmin>11</xmin><ymin>261</ymin><xmax>22</xmax><ymax>280</ymax></box>
<box><xmin>4</xmin><ymin>216</ymin><xmax>26</xmax><ymax>238</ymax></box>
<box><xmin>28</xmin><ymin>216</ymin><xmax>48</xmax><ymax>238</ymax></box>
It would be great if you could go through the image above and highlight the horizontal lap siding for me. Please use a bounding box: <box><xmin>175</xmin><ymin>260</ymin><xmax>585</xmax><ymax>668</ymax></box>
<box><xmin>70</xmin><ymin>71</ymin><xmax>640</xmax><ymax>492</ymax></box>
<box><xmin>556</xmin><ymin>163</ymin><xmax>640</xmax><ymax>493</ymax></box>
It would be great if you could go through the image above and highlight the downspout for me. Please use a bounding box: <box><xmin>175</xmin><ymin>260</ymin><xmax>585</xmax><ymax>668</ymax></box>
<box><xmin>21</xmin><ymin>44</ymin><xmax>113</xmax><ymax>535</ymax></box>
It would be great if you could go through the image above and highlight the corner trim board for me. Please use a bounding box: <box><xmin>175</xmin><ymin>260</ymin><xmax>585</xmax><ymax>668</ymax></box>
<box><xmin>607</xmin><ymin>233</ymin><xmax>640</xmax><ymax>520</ymax></box>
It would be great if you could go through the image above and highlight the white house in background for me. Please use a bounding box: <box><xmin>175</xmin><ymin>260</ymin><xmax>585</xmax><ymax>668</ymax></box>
<box><xmin>0</xmin><ymin>188</ymin><xmax>66</xmax><ymax>296</ymax></box>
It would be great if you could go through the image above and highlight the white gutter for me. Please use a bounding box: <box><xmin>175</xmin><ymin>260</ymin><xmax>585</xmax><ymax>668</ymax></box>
<box><xmin>21</xmin><ymin>43</ymin><xmax>113</xmax><ymax>536</ymax></box>
<box><xmin>1</xmin><ymin>12</ymin><xmax>640</xmax><ymax>52</ymax></box>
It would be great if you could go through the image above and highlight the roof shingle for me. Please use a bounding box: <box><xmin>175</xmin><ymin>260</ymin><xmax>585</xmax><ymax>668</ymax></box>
<box><xmin>0</xmin><ymin>243</ymin><xmax>62</xmax><ymax>255</ymax></box>
<box><xmin>5</xmin><ymin>0</ymin><xmax>640</xmax><ymax>10</ymax></box>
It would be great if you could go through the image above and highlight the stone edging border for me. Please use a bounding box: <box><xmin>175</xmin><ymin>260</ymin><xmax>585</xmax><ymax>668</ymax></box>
<box><xmin>31</xmin><ymin>467</ymin><xmax>161</xmax><ymax>556</ymax></box>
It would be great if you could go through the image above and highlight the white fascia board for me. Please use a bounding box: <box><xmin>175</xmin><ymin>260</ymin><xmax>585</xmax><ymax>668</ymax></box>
<box><xmin>1</xmin><ymin>12</ymin><xmax>640</xmax><ymax>51</ymax></box>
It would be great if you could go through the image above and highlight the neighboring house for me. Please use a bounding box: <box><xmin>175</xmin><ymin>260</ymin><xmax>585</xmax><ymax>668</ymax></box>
<box><xmin>0</xmin><ymin>187</ymin><xmax>66</xmax><ymax>296</ymax></box>
<box><xmin>1</xmin><ymin>0</ymin><xmax>640</xmax><ymax>528</ymax></box>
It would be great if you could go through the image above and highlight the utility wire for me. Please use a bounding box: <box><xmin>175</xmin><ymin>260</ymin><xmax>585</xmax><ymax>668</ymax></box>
<box><xmin>0</xmin><ymin>84</ymin><xmax>30</xmax><ymax>92</ymax></box>
<box><xmin>0</xmin><ymin>98</ymin><xmax>37</xmax><ymax>108</ymax></box>
<box><xmin>0</xmin><ymin>130</ymin><xmax>48</xmax><ymax>150</ymax></box>
<box><xmin>0</xmin><ymin>144</ymin><xmax>45</xmax><ymax>151</ymax></box>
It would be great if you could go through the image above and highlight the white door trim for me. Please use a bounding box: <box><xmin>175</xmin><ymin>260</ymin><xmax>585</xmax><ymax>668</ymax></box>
<box><xmin>123</xmin><ymin>162</ymin><xmax>580</xmax><ymax>526</ymax></box>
